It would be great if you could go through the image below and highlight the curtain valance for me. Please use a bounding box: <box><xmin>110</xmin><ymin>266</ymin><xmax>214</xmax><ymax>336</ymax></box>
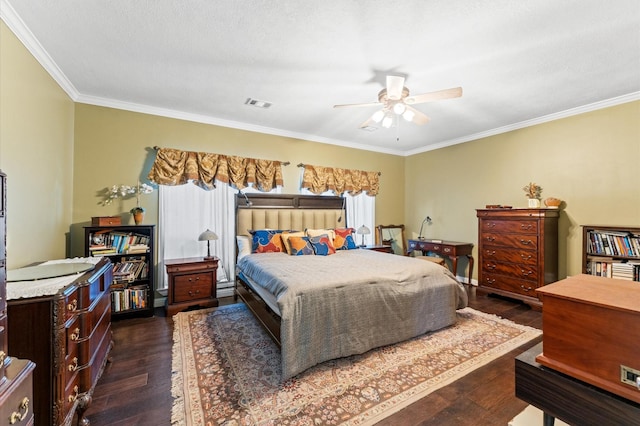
<box><xmin>300</xmin><ymin>164</ymin><xmax>379</xmax><ymax>196</ymax></box>
<box><xmin>148</xmin><ymin>147</ymin><xmax>283</xmax><ymax>191</ymax></box>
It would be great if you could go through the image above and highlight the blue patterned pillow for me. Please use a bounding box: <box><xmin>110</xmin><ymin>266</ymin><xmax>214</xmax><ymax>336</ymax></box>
<box><xmin>309</xmin><ymin>234</ymin><xmax>336</xmax><ymax>255</ymax></box>
<box><xmin>287</xmin><ymin>236</ymin><xmax>315</xmax><ymax>256</ymax></box>
<box><xmin>249</xmin><ymin>229</ymin><xmax>285</xmax><ymax>253</ymax></box>
<box><xmin>334</xmin><ymin>228</ymin><xmax>357</xmax><ymax>250</ymax></box>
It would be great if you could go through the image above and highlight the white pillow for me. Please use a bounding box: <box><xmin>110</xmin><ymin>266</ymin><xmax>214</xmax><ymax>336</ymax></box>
<box><xmin>236</xmin><ymin>235</ymin><xmax>251</xmax><ymax>260</ymax></box>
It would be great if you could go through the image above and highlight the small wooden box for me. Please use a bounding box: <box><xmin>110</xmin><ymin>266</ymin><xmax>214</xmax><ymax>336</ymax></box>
<box><xmin>91</xmin><ymin>216</ymin><xmax>121</xmax><ymax>226</ymax></box>
<box><xmin>536</xmin><ymin>274</ymin><xmax>640</xmax><ymax>403</ymax></box>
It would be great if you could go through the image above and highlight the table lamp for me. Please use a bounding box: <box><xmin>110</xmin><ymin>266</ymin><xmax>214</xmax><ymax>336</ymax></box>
<box><xmin>357</xmin><ymin>225</ymin><xmax>370</xmax><ymax>247</ymax></box>
<box><xmin>198</xmin><ymin>229</ymin><xmax>218</xmax><ymax>259</ymax></box>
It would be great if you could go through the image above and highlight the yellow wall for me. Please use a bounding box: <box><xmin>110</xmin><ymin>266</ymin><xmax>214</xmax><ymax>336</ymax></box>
<box><xmin>405</xmin><ymin>101</ymin><xmax>640</xmax><ymax>279</ymax></box>
<box><xmin>0</xmin><ymin>21</ymin><xmax>75</xmax><ymax>269</ymax></box>
<box><xmin>71</xmin><ymin>104</ymin><xmax>405</xmax><ymax>256</ymax></box>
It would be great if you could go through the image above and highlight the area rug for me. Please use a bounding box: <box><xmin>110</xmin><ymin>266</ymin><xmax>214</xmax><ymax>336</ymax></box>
<box><xmin>171</xmin><ymin>304</ymin><xmax>541</xmax><ymax>426</ymax></box>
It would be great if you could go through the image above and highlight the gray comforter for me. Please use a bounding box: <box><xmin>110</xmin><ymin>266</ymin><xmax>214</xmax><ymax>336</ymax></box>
<box><xmin>237</xmin><ymin>249</ymin><xmax>468</xmax><ymax>380</ymax></box>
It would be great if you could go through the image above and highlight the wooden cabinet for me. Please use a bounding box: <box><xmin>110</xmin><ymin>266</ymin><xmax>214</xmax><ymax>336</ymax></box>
<box><xmin>582</xmin><ymin>225</ymin><xmax>640</xmax><ymax>280</ymax></box>
<box><xmin>0</xmin><ymin>170</ymin><xmax>36</xmax><ymax>426</ymax></box>
<box><xmin>84</xmin><ymin>225</ymin><xmax>155</xmax><ymax>318</ymax></box>
<box><xmin>165</xmin><ymin>257</ymin><xmax>218</xmax><ymax>316</ymax></box>
<box><xmin>476</xmin><ymin>208</ymin><xmax>559</xmax><ymax>308</ymax></box>
<box><xmin>7</xmin><ymin>258</ymin><xmax>113</xmax><ymax>426</ymax></box>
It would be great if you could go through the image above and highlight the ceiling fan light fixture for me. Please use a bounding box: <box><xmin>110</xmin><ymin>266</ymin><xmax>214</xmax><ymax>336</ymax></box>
<box><xmin>393</xmin><ymin>102</ymin><xmax>406</xmax><ymax>115</ymax></box>
<box><xmin>381</xmin><ymin>114</ymin><xmax>393</xmax><ymax>129</ymax></box>
<box><xmin>371</xmin><ymin>110</ymin><xmax>385</xmax><ymax>123</ymax></box>
<box><xmin>402</xmin><ymin>109</ymin><xmax>415</xmax><ymax>122</ymax></box>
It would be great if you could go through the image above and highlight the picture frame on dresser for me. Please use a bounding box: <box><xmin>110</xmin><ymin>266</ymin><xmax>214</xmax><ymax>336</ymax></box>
<box><xmin>84</xmin><ymin>224</ymin><xmax>156</xmax><ymax>318</ymax></box>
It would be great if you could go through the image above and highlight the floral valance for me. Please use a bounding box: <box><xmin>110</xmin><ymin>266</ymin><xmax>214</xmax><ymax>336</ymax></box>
<box><xmin>148</xmin><ymin>147</ymin><xmax>284</xmax><ymax>191</ymax></box>
<box><xmin>301</xmin><ymin>164</ymin><xmax>379</xmax><ymax>196</ymax></box>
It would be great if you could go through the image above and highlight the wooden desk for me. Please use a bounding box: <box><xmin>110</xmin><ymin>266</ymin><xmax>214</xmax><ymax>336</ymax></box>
<box><xmin>407</xmin><ymin>239</ymin><xmax>474</xmax><ymax>284</ymax></box>
<box><xmin>515</xmin><ymin>343</ymin><xmax>640</xmax><ymax>426</ymax></box>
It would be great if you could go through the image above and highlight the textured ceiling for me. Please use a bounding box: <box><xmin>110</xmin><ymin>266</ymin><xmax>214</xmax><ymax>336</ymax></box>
<box><xmin>2</xmin><ymin>0</ymin><xmax>639</xmax><ymax>155</ymax></box>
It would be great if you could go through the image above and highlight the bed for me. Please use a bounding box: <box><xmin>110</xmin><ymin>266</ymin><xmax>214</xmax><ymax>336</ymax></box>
<box><xmin>234</xmin><ymin>193</ymin><xmax>468</xmax><ymax>380</ymax></box>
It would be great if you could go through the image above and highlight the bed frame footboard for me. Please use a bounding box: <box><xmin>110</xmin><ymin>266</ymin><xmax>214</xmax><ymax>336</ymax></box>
<box><xmin>235</xmin><ymin>277</ymin><xmax>282</xmax><ymax>346</ymax></box>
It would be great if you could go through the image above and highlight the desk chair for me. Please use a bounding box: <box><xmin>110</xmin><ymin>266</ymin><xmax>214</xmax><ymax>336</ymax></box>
<box><xmin>376</xmin><ymin>224</ymin><xmax>449</xmax><ymax>270</ymax></box>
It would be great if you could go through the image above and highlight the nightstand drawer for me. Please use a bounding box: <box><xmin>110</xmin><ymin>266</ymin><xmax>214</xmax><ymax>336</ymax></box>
<box><xmin>173</xmin><ymin>274</ymin><xmax>213</xmax><ymax>303</ymax></box>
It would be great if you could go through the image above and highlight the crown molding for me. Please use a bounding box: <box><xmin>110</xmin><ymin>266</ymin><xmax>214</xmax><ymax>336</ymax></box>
<box><xmin>1</xmin><ymin>0</ymin><xmax>80</xmax><ymax>99</ymax></box>
<box><xmin>404</xmin><ymin>92</ymin><xmax>640</xmax><ymax>156</ymax></box>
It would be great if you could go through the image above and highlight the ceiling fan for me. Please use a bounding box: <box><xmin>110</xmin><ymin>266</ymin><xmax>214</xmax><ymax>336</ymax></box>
<box><xmin>334</xmin><ymin>76</ymin><xmax>462</xmax><ymax>129</ymax></box>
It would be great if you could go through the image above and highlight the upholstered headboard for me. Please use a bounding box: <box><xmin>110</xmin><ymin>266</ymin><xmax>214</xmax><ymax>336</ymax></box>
<box><xmin>236</xmin><ymin>193</ymin><xmax>346</xmax><ymax>236</ymax></box>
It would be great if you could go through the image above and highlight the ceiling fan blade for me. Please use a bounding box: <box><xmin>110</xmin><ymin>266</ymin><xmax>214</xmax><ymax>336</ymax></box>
<box><xmin>333</xmin><ymin>101</ymin><xmax>382</xmax><ymax>108</ymax></box>
<box><xmin>405</xmin><ymin>87</ymin><xmax>463</xmax><ymax>104</ymax></box>
<box><xmin>405</xmin><ymin>105</ymin><xmax>430</xmax><ymax>125</ymax></box>
<box><xmin>359</xmin><ymin>116</ymin><xmax>375</xmax><ymax>128</ymax></box>
<box><xmin>386</xmin><ymin>76</ymin><xmax>405</xmax><ymax>100</ymax></box>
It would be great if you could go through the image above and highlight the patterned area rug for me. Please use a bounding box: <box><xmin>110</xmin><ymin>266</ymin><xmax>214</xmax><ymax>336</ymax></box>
<box><xmin>171</xmin><ymin>304</ymin><xmax>540</xmax><ymax>426</ymax></box>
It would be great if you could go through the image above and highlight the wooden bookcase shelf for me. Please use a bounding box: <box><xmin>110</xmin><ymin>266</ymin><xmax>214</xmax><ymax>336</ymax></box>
<box><xmin>582</xmin><ymin>225</ymin><xmax>640</xmax><ymax>281</ymax></box>
<box><xmin>84</xmin><ymin>225</ymin><xmax>156</xmax><ymax>318</ymax></box>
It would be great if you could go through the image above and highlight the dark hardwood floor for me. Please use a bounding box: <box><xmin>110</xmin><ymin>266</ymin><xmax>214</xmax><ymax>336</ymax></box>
<box><xmin>84</xmin><ymin>285</ymin><xmax>542</xmax><ymax>425</ymax></box>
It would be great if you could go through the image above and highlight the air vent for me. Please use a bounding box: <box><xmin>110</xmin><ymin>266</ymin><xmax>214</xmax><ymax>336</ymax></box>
<box><xmin>245</xmin><ymin>98</ymin><xmax>272</xmax><ymax>109</ymax></box>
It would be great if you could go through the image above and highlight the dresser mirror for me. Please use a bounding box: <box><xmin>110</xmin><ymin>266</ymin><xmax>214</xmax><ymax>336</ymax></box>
<box><xmin>376</xmin><ymin>224</ymin><xmax>406</xmax><ymax>255</ymax></box>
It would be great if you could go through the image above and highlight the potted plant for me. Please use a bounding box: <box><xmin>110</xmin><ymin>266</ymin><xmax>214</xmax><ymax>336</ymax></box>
<box><xmin>522</xmin><ymin>182</ymin><xmax>542</xmax><ymax>207</ymax></box>
<box><xmin>102</xmin><ymin>181</ymin><xmax>154</xmax><ymax>224</ymax></box>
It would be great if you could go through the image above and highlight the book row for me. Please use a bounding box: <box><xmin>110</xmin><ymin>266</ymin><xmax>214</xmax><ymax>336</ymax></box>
<box><xmin>587</xmin><ymin>259</ymin><xmax>640</xmax><ymax>282</ymax></box>
<box><xmin>112</xmin><ymin>257</ymin><xmax>149</xmax><ymax>283</ymax></box>
<box><xmin>111</xmin><ymin>285</ymin><xmax>148</xmax><ymax>312</ymax></box>
<box><xmin>586</xmin><ymin>230</ymin><xmax>640</xmax><ymax>258</ymax></box>
<box><xmin>88</xmin><ymin>231</ymin><xmax>150</xmax><ymax>255</ymax></box>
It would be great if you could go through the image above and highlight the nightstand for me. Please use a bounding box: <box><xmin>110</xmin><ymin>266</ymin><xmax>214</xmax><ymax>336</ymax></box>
<box><xmin>361</xmin><ymin>244</ymin><xmax>393</xmax><ymax>253</ymax></box>
<box><xmin>165</xmin><ymin>257</ymin><xmax>219</xmax><ymax>316</ymax></box>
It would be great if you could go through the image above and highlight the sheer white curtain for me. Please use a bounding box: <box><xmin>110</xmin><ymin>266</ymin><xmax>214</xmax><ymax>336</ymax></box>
<box><xmin>158</xmin><ymin>182</ymin><xmax>281</xmax><ymax>297</ymax></box>
<box><xmin>157</xmin><ymin>181</ymin><xmax>236</xmax><ymax>297</ymax></box>
<box><xmin>300</xmin><ymin>188</ymin><xmax>375</xmax><ymax>246</ymax></box>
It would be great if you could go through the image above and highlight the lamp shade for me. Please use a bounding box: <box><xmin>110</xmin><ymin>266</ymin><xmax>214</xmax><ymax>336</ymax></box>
<box><xmin>198</xmin><ymin>229</ymin><xmax>219</xmax><ymax>241</ymax></box>
<box><xmin>357</xmin><ymin>225</ymin><xmax>370</xmax><ymax>235</ymax></box>
<box><xmin>198</xmin><ymin>229</ymin><xmax>218</xmax><ymax>259</ymax></box>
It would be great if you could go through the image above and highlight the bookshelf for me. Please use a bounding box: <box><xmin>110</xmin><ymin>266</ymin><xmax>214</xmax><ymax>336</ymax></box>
<box><xmin>582</xmin><ymin>225</ymin><xmax>640</xmax><ymax>282</ymax></box>
<box><xmin>84</xmin><ymin>224</ymin><xmax>155</xmax><ymax>318</ymax></box>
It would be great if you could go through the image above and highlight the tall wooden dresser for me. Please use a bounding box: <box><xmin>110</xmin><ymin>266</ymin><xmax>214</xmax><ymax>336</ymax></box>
<box><xmin>476</xmin><ymin>208</ymin><xmax>559</xmax><ymax>308</ymax></box>
<box><xmin>7</xmin><ymin>257</ymin><xmax>113</xmax><ymax>426</ymax></box>
<box><xmin>0</xmin><ymin>170</ymin><xmax>35</xmax><ymax>425</ymax></box>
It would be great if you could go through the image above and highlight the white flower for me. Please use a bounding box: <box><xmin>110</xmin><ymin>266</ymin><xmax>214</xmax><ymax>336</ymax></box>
<box><xmin>102</xmin><ymin>182</ymin><xmax>155</xmax><ymax>206</ymax></box>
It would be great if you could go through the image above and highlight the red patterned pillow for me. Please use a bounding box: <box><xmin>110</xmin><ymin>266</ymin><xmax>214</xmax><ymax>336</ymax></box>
<box><xmin>250</xmin><ymin>229</ymin><xmax>286</xmax><ymax>253</ymax></box>
<box><xmin>333</xmin><ymin>228</ymin><xmax>357</xmax><ymax>250</ymax></box>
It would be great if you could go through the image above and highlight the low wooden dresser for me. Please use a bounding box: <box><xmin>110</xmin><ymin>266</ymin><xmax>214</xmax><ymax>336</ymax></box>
<box><xmin>476</xmin><ymin>208</ymin><xmax>559</xmax><ymax>308</ymax></box>
<box><xmin>165</xmin><ymin>257</ymin><xmax>218</xmax><ymax>315</ymax></box>
<box><xmin>7</xmin><ymin>257</ymin><xmax>113</xmax><ymax>426</ymax></box>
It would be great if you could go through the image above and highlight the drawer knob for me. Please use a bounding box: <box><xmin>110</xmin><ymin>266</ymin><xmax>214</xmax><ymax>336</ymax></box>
<box><xmin>486</xmin><ymin>263</ymin><xmax>497</xmax><ymax>270</ymax></box>
<box><xmin>188</xmin><ymin>289</ymin><xmax>201</xmax><ymax>296</ymax></box>
<box><xmin>487</xmin><ymin>222</ymin><xmax>496</xmax><ymax>228</ymax></box>
<box><xmin>70</xmin><ymin>328</ymin><xmax>81</xmax><ymax>341</ymax></box>
<box><xmin>520</xmin><ymin>285</ymin><xmax>533</xmax><ymax>292</ymax></box>
<box><xmin>520</xmin><ymin>239</ymin><xmax>533</xmax><ymax>245</ymax></box>
<box><xmin>485</xmin><ymin>250</ymin><xmax>496</xmax><ymax>256</ymax></box>
<box><xmin>9</xmin><ymin>397</ymin><xmax>29</xmax><ymax>424</ymax></box>
<box><xmin>520</xmin><ymin>254</ymin><xmax>532</xmax><ymax>260</ymax></box>
<box><xmin>68</xmin><ymin>385</ymin><xmax>79</xmax><ymax>403</ymax></box>
<box><xmin>443</xmin><ymin>247</ymin><xmax>451</xmax><ymax>253</ymax></box>
<box><xmin>521</xmin><ymin>270</ymin><xmax>534</xmax><ymax>276</ymax></box>
<box><xmin>520</xmin><ymin>224</ymin><xmax>533</xmax><ymax>230</ymax></box>
<box><xmin>67</xmin><ymin>299</ymin><xmax>78</xmax><ymax>312</ymax></box>
<box><xmin>0</xmin><ymin>350</ymin><xmax>5</xmax><ymax>365</ymax></box>
<box><xmin>485</xmin><ymin>278</ymin><xmax>496</xmax><ymax>284</ymax></box>
<box><xmin>187</xmin><ymin>276</ymin><xmax>201</xmax><ymax>282</ymax></box>
<box><xmin>485</xmin><ymin>236</ymin><xmax>496</xmax><ymax>242</ymax></box>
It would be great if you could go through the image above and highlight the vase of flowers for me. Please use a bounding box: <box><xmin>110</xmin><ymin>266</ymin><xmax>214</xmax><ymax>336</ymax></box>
<box><xmin>522</xmin><ymin>182</ymin><xmax>542</xmax><ymax>208</ymax></box>
<box><xmin>102</xmin><ymin>181</ymin><xmax>154</xmax><ymax>224</ymax></box>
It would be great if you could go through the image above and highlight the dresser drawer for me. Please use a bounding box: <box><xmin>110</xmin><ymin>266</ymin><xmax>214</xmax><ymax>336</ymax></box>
<box><xmin>0</xmin><ymin>359</ymin><xmax>35</xmax><ymax>426</ymax></box>
<box><xmin>480</xmin><ymin>247</ymin><xmax>537</xmax><ymax>265</ymax></box>
<box><xmin>482</xmin><ymin>261</ymin><xmax>538</xmax><ymax>280</ymax></box>
<box><xmin>479</xmin><ymin>273</ymin><xmax>540</xmax><ymax>297</ymax></box>
<box><xmin>173</xmin><ymin>273</ymin><xmax>213</xmax><ymax>303</ymax></box>
<box><xmin>481</xmin><ymin>220</ymin><xmax>538</xmax><ymax>234</ymax></box>
<box><xmin>481</xmin><ymin>233</ymin><xmax>538</xmax><ymax>250</ymax></box>
<box><xmin>167</xmin><ymin>262</ymin><xmax>217</xmax><ymax>274</ymax></box>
